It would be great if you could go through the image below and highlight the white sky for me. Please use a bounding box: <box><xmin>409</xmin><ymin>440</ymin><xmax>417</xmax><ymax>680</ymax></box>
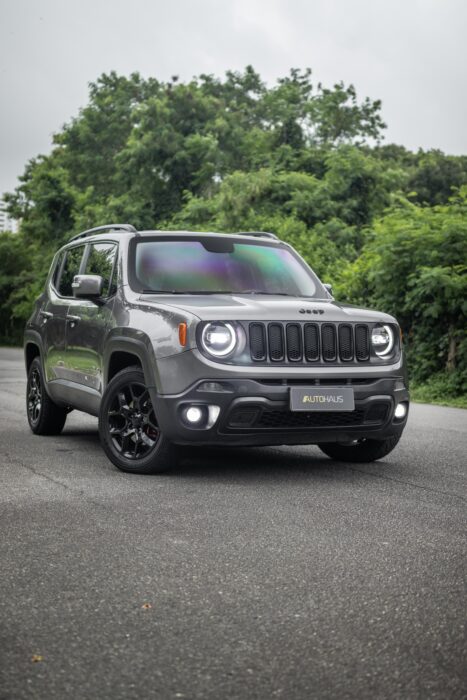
<box><xmin>1</xmin><ymin>0</ymin><xmax>466</xmax><ymax>195</ymax></box>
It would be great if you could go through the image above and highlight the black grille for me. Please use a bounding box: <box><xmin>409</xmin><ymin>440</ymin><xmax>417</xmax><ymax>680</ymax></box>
<box><xmin>355</xmin><ymin>324</ymin><xmax>370</xmax><ymax>361</ymax></box>
<box><xmin>286</xmin><ymin>324</ymin><xmax>302</xmax><ymax>361</ymax></box>
<box><xmin>321</xmin><ymin>324</ymin><xmax>337</xmax><ymax>361</ymax></box>
<box><xmin>268</xmin><ymin>324</ymin><xmax>284</xmax><ymax>361</ymax></box>
<box><xmin>226</xmin><ymin>401</ymin><xmax>390</xmax><ymax>431</ymax></box>
<box><xmin>250</xmin><ymin>323</ymin><xmax>266</xmax><ymax>361</ymax></box>
<box><xmin>339</xmin><ymin>324</ymin><xmax>354</xmax><ymax>361</ymax></box>
<box><xmin>257</xmin><ymin>409</ymin><xmax>366</xmax><ymax>429</ymax></box>
<box><xmin>248</xmin><ymin>322</ymin><xmax>373</xmax><ymax>364</ymax></box>
<box><xmin>304</xmin><ymin>323</ymin><xmax>320</xmax><ymax>361</ymax></box>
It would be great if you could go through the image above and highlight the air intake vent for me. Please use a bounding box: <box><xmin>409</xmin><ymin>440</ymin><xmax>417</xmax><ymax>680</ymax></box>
<box><xmin>355</xmin><ymin>324</ymin><xmax>370</xmax><ymax>361</ymax></box>
<box><xmin>247</xmin><ymin>322</ymin><xmax>374</xmax><ymax>364</ymax></box>
<box><xmin>304</xmin><ymin>323</ymin><xmax>320</xmax><ymax>361</ymax></box>
<box><xmin>286</xmin><ymin>324</ymin><xmax>302</xmax><ymax>361</ymax></box>
<box><xmin>321</xmin><ymin>324</ymin><xmax>337</xmax><ymax>361</ymax></box>
<box><xmin>256</xmin><ymin>409</ymin><xmax>366</xmax><ymax>429</ymax></box>
<box><xmin>249</xmin><ymin>323</ymin><xmax>266</xmax><ymax>361</ymax></box>
<box><xmin>268</xmin><ymin>324</ymin><xmax>285</xmax><ymax>361</ymax></box>
<box><xmin>339</xmin><ymin>324</ymin><xmax>354</xmax><ymax>361</ymax></box>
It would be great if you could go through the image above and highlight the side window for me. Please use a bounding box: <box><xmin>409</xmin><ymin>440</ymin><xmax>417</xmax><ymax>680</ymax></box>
<box><xmin>51</xmin><ymin>252</ymin><xmax>64</xmax><ymax>289</ymax></box>
<box><xmin>84</xmin><ymin>243</ymin><xmax>118</xmax><ymax>297</ymax></box>
<box><xmin>58</xmin><ymin>246</ymin><xmax>85</xmax><ymax>297</ymax></box>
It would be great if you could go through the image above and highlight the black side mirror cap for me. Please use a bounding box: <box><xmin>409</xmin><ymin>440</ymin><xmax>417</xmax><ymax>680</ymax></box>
<box><xmin>323</xmin><ymin>283</ymin><xmax>333</xmax><ymax>297</ymax></box>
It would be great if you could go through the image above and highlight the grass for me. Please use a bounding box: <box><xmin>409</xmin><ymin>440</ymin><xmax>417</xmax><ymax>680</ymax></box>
<box><xmin>410</xmin><ymin>382</ymin><xmax>467</xmax><ymax>409</ymax></box>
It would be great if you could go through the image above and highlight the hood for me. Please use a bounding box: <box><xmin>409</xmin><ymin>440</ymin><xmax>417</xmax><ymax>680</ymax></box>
<box><xmin>137</xmin><ymin>293</ymin><xmax>396</xmax><ymax>325</ymax></box>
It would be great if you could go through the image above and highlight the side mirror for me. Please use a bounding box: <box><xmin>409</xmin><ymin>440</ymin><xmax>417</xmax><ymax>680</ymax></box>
<box><xmin>323</xmin><ymin>283</ymin><xmax>333</xmax><ymax>297</ymax></box>
<box><xmin>72</xmin><ymin>274</ymin><xmax>104</xmax><ymax>298</ymax></box>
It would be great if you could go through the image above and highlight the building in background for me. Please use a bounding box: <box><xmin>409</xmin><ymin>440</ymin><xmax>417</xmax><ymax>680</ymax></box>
<box><xmin>0</xmin><ymin>199</ymin><xmax>18</xmax><ymax>232</ymax></box>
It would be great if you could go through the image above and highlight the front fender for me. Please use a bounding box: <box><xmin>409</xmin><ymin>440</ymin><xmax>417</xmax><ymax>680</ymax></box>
<box><xmin>103</xmin><ymin>331</ymin><xmax>162</xmax><ymax>392</ymax></box>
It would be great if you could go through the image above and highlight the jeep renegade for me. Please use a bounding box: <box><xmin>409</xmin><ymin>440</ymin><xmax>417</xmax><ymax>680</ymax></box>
<box><xmin>24</xmin><ymin>224</ymin><xmax>409</xmax><ymax>473</ymax></box>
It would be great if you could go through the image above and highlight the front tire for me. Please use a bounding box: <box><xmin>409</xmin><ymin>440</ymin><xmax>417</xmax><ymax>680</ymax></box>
<box><xmin>318</xmin><ymin>435</ymin><xmax>401</xmax><ymax>463</ymax></box>
<box><xmin>26</xmin><ymin>357</ymin><xmax>68</xmax><ymax>435</ymax></box>
<box><xmin>99</xmin><ymin>366</ymin><xmax>176</xmax><ymax>474</ymax></box>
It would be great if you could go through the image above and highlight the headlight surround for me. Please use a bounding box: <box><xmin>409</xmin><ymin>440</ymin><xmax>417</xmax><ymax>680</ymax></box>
<box><xmin>371</xmin><ymin>324</ymin><xmax>395</xmax><ymax>357</ymax></box>
<box><xmin>201</xmin><ymin>322</ymin><xmax>237</xmax><ymax>357</ymax></box>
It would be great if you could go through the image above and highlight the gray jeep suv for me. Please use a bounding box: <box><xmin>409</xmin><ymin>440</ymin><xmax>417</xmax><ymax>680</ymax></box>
<box><xmin>24</xmin><ymin>224</ymin><xmax>409</xmax><ymax>473</ymax></box>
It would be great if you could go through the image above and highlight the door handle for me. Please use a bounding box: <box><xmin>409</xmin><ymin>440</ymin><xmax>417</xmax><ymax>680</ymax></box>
<box><xmin>66</xmin><ymin>314</ymin><xmax>81</xmax><ymax>327</ymax></box>
<box><xmin>39</xmin><ymin>310</ymin><xmax>53</xmax><ymax>319</ymax></box>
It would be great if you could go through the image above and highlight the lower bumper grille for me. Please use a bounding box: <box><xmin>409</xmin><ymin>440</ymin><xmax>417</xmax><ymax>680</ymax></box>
<box><xmin>257</xmin><ymin>409</ymin><xmax>366</xmax><ymax>429</ymax></box>
<box><xmin>226</xmin><ymin>402</ymin><xmax>390</xmax><ymax>431</ymax></box>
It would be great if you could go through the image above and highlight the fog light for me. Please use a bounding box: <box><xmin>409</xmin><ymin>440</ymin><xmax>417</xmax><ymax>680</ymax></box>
<box><xmin>185</xmin><ymin>406</ymin><xmax>204</xmax><ymax>424</ymax></box>
<box><xmin>181</xmin><ymin>404</ymin><xmax>220</xmax><ymax>429</ymax></box>
<box><xmin>394</xmin><ymin>402</ymin><xmax>407</xmax><ymax>419</ymax></box>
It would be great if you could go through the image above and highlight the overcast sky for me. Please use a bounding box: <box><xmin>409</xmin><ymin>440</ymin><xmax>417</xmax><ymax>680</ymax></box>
<box><xmin>1</xmin><ymin>0</ymin><xmax>466</xmax><ymax>195</ymax></box>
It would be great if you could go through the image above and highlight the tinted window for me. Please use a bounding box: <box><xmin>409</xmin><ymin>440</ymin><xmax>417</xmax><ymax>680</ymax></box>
<box><xmin>58</xmin><ymin>246</ymin><xmax>85</xmax><ymax>297</ymax></box>
<box><xmin>132</xmin><ymin>239</ymin><xmax>324</xmax><ymax>298</ymax></box>
<box><xmin>84</xmin><ymin>243</ymin><xmax>117</xmax><ymax>296</ymax></box>
<box><xmin>52</xmin><ymin>252</ymin><xmax>64</xmax><ymax>289</ymax></box>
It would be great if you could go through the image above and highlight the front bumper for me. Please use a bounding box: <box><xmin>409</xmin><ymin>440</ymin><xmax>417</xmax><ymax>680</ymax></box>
<box><xmin>151</xmin><ymin>376</ymin><xmax>409</xmax><ymax>447</ymax></box>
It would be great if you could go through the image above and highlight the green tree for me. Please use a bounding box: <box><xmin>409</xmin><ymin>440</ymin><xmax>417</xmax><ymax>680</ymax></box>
<box><xmin>338</xmin><ymin>190</ymin><xmax>467</xmax><ymax>393</ymax></box>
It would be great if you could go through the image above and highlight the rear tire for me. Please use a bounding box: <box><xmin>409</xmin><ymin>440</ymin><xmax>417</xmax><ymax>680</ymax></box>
<box><xmin>99</xmin><ymin>366</ymin><xmax>176</xmax><ymax>474</ymax></box>
<box><xmin>26</xmin><ymin>357</ymin><xmax>67</xmax><ymax>435</ymax></box>
<box><xmin>318</xmin><ymin>435</ymin><xmax>401</xmax><ymax>463</ymax></box>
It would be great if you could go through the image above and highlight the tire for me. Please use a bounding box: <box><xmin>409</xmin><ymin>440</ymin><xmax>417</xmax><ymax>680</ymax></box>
<box><xmin>26</xmin><ymin>357</ymin><xmax>68</xmax><ymax>435</ymax></box>
<box><xmin>318</xmin><ymin>435</ymin><xmax>401</xmax><ymax>463</ymax></box>
<box><xmin>98</xmin><ymin>366</ymin><xmax>176</xmax><ymax>474</ymax></box>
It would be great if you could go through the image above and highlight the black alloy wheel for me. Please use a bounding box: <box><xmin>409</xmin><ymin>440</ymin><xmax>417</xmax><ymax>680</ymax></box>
<box><xmin>99</xmin><ymin>366</ymin><xmax>176</xmax><ymax>473</ymax></box>
<box><xmin>26</xmin><ymin>357</ymin><xmax>68</xmax><ymax>435</ymax></box>
<box><xmin>107</xmin><ymin>381</ymin><xmax>160</xmax><ymax>460</ymax></box>
<box><xmin>27</xmin><ymin>366</ymin><xmax>42</xmax><ymax>427</ymax></box>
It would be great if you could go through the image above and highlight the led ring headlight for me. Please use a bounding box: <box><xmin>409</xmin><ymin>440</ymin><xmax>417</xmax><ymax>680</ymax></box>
<box><xmin>371</xmin><ymin>324</ymin><xmax>395</xmax><ymax>357</ymax></box>
<box><xmin>201</xmin><ymin>322</ymin><xmax>237</xmax><ymax>357</ymax></box>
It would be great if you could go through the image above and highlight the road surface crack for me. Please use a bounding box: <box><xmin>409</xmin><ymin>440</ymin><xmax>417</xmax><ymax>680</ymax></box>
<box><xmin>4</xmin><ymin>452</ymin><xmax>112</xmax><ymax>510</ymax></box>
<box><xmin>345</xmin><ymin>465</ymin><xmax>466</xmax><ymax>503</ymax></box>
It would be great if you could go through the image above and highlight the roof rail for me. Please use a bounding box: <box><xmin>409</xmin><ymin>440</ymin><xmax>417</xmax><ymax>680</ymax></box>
<box><xmin>236</xmin><ymin>231</ymin><xmax>279</xmax><ymax>241</ymax></box>
<box><xmin>69</xmin><ymin>223</ymin><xmax>137</xmax><ymax>242</ymax></box>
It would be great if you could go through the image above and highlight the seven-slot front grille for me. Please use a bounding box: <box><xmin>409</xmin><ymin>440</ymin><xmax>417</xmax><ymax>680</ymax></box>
<box><xmin>248</xmin><ymin>322</ymin><xmax>371</xmax><ymax>364</ymax></box>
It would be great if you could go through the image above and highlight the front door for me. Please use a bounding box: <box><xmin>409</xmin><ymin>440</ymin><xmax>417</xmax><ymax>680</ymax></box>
<box><xmin>42</xmin><ymin>245</ymin><xmax>85</xmax><ymax>383</ymax></box>
<box><xmin>64</xmin><ymin>242</ymin><xmax>118</xmax><ymax>394</ymax></box>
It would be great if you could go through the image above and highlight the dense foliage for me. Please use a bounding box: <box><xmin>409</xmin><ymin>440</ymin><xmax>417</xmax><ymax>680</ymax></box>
<box><xmin>1</xmin><ymin>68</ymin><xmax>466</xmax><ymax>398</ymax></box>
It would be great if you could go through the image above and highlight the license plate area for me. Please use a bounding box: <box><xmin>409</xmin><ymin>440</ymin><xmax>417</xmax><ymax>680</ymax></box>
<box><xmin>290</xmin><ymin>387</ymin><xmax>355</xmax><ymax>412</ymax></box>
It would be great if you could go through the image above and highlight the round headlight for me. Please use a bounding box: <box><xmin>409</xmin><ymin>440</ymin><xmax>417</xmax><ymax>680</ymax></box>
<box><xmin>201</xmin><ymin>322</ymin><xmax>237</xmax><ymax>357</ymax></box>
<box><xmin>371</xmin><ymin>325</ymin><xmax>395</xmax><ymax>357</ymax></box>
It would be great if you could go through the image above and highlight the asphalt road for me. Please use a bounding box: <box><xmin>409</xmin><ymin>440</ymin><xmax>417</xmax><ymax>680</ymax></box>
<box><xmin>0</xmin><ymin>347</ymin><xmax>466</xmax><ymax>700</ymax></box>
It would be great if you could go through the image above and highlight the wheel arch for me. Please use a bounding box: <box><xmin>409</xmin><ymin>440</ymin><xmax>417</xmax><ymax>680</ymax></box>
<box><xmin>104</xmin><ymin>336</ymin><xmax>160</xmax><ymax>393</ymax></box>
<box><xmin>24</xmin><ymin>330</ymin><xmax>44</xmax><ymax>373</ymax></box>
<box><xmin>108</xmin><ymin>351</ymin><xmax>142</xmax><ymax>381</ymax></box>
<box><xmin>25</xmin><ymin>342</ymin><xmax>41</xmax><ymax>372</ymax></box>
